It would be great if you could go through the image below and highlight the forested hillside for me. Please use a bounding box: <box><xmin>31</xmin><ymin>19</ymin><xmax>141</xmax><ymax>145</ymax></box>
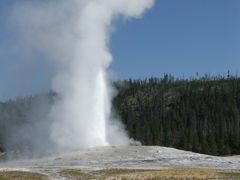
<box><xmin>113</xmin><ymin>75</ymin><xmax>240</xmax><ymax>156</ymax></box>
<box><xmin>0</xmin><ymin>75</ymin><xmax>240</xmax><ymax>156</ymax></box>
<box><xmin>0</xmin><ymin>92</ymin><xmax>56</xmax><ymax>154</ymax></box>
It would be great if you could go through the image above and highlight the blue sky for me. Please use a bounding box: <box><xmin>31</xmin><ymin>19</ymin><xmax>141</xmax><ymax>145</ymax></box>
<box><xmin>0</xmin><ymin>0</ymin><xmax>240</xmax><ymax>100</ymax></box>
<box><xmin>111</xmin><ymin>0</ymin><xmax>240</xmax><ymax>78</ymax></box>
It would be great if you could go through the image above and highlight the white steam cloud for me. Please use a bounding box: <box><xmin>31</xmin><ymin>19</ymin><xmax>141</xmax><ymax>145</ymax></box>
<box><xmin>7</xmin><ymin>0</ymin><xmax>154</xmax><ymax>151</ymax></box>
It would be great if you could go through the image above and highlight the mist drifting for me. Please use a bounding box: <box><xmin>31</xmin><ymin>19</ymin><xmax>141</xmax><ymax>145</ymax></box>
<box><xmin>6</xmin><ymin>0</ymin><xmax>154</xmax><ymax>152</ymax></box>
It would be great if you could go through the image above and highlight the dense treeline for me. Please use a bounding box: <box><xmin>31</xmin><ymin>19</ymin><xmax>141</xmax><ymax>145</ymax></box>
<box><xmin>0</xmin><ymin>75</ymin><xmax>240</xmax><ymax>156</ymax></box>
<box><xmin>113</xmin><ymin>75</ymin><xmax>240</xmax><ymax>156</ymax></box>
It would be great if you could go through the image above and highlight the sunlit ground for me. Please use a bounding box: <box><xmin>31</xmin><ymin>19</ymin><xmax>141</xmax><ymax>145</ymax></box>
<box><xmin>1</xmin><ymin>168</ymin><xmax>239</xmax><ymax>180</ymax></box>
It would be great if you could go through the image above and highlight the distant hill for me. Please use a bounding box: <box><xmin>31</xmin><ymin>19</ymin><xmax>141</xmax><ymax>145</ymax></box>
<box><xmin>0</xmin><ymin>75</ymin><xmax>240</xmax><ymax>156</ymax></box>
<box><xmin>113</xmin><ymin>74</ymin><xmax>240</xmax><ymax>156</ymax></box>
<box><xmin>0</xmin><ymin>92</ymin><xmax>56</xmax><ymax>154</ymax></box>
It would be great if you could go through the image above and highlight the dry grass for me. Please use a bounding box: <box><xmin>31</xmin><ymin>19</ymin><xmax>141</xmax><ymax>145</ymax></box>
<box><xmin>0</xmin><ymin>171</ymin><xmax>48</xmax><ymax>180</ymax></box>
<box><xmin>60</xmin><ymin>169</ymin><xmax>95</xmax><ymax>179</ymax></box>
<box><xmin>59</xmin><ymin>168</ymin><xmax>240</xmax><ymax>180</ymax></box>
<box><xmin>3</xmin><ymin>168</ymin><xmax>239</xmax><ymax>179</ymax></box>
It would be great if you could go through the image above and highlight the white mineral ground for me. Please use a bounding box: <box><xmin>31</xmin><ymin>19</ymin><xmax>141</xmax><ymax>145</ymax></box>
<box><xmin>0</xmin><ymin>146</ymin><xmax>240</xmax><ymax>178</ymax></box>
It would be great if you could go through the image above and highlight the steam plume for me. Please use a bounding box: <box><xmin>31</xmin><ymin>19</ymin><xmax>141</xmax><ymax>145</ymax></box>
<box><xmin>8</xmin><ymin>0</ymin><xmax>154</xmax><ymax>151</ymax></box>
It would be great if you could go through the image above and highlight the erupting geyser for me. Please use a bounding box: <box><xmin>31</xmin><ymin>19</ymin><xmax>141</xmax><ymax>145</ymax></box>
<box><xmin>9</xmin><ymin>0</ymin><xmax>155</xmax><ymax>151</ymax></box>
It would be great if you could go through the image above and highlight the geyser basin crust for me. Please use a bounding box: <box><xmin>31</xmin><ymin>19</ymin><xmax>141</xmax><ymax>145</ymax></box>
<box><xmin>1</xmin><ymin>146</ymin><xmax>240</xmax><ymax>179</ymax></box>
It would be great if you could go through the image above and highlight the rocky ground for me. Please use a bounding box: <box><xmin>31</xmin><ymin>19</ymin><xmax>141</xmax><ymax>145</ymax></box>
<box><xmin>0</xmin><ymin>146</ymin><xmax>240</xmax><ymax>179</ymax></box>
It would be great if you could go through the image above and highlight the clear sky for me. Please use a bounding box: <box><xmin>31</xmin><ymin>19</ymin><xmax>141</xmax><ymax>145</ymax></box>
<box><xmin>0</xmin><ymin>0</ymin><xmax>240</xmax><ymax>100</ymax></box>
<box><xmin>110</xmin><ymin>0</ymin><xmax>240</xmax><ymax>79</ymax></box>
